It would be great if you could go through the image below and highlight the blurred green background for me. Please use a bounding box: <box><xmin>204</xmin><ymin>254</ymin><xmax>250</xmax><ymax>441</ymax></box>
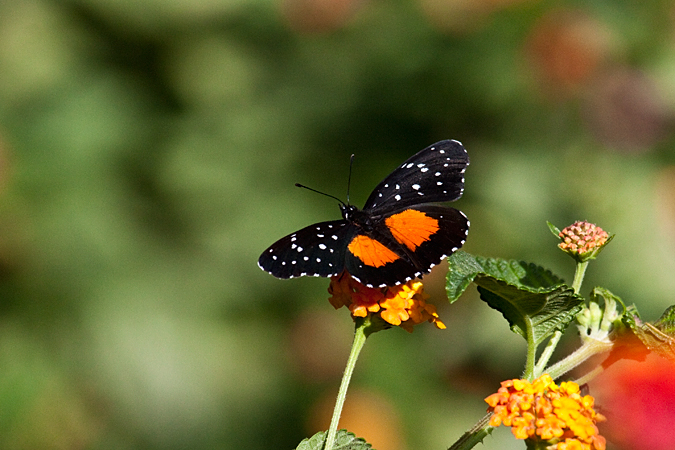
<box><xmin>1</xmin><ymin>0</ymin><xmax>674</xmax><ymax>449</ymax></box>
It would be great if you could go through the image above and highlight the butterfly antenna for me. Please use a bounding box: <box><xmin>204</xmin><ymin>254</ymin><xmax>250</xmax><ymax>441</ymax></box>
<box><xmin>295</xmin><ymin>183</ymin><xmax>346</xmax><ymax>207</ymax></box>
<box><xmin>346</xmin><ymin>154</ymin><xmax>355</xmax><ymax>206</ymax></box>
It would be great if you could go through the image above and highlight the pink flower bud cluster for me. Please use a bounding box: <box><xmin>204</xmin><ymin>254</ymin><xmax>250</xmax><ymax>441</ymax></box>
<box><xmin>558</xmin><ymin>221</ymin><xmax>609</xmax><ymax>256</ymax></box>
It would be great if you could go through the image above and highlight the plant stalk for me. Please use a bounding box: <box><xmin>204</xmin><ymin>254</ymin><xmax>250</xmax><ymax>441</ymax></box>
<box><xmin>324</xmin><ymin>319</ymin><xmax>368</xmax><ymax>450</ymax></box>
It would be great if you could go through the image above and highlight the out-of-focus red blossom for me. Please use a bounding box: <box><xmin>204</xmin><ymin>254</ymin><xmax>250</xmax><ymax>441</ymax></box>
<box><xmin>418</xmin><ymin>0</ymin><xmax>533</xmax><ymax>34</ymax></box>
<box><xmin>525</xmin><ymin>9</ymin><xmax>614</xmax><ymax>97</ymax></box>
<box><xmin>591</xmin><ymin>351</ymin><xmax>675</xmax><ymax>450</ymax></box>
<box><xmin>279</xmin><ymin>0</ymin><xmax>362</xmax><ymax>32</ymax></box>
<box><xmin>583</xmin><ymin>69</ymin><xmax>669</xmax><ymax>153</ymax></box>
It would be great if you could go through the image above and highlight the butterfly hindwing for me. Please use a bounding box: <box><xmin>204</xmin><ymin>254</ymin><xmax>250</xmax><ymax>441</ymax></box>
<box><xmin>258</xmin><ymin>220</ymin><xmax>353</xmax><ymax>279</ymax></box>
<box><xmin>344</xmin><ymin>205</ymin><xmax>469</xmax><ymax>288</ymax></box>
<box><xmin>363</xmin><ymin>140</ymin><xmax>469</xmax><ymax>213</ymax></box>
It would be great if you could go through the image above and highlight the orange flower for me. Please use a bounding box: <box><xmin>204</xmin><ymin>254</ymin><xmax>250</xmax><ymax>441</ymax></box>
<box><xmin>327</xmin><ymin>272</ymin><xmax>445</xmax><ymax>332</ymax></box>
<box><xmin>486</xmin><ymin>374</ymin><xmax>606</xmax><ymax>450</ymax></box>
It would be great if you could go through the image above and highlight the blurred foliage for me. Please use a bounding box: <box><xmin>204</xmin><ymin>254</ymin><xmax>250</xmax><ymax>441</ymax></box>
<box><xmin>0</xmin><ymin>0</ymin><xmax>675</xmax><ymax>449</ymax></box>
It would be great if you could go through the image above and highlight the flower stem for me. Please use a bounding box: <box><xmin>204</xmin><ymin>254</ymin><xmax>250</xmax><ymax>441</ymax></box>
<box><xmin>531</xmin><ymin>260</ymin><xmax>589</xmax><ymax>379</ymax></box>
<box><xmin>545</xmin><ymin>338</ymin><xmax>612</xmax><ymax>380</ymax></box>
<box><xmin>533</xmin><ymin>330</ymin><xmax>562</xmax><ymax>378</ymax></box>
<box><xmin>448</xmin><ymin>413</ymin><xmax>493</xmax><ymax>450</ymax></box>
<box><xmin>572</xmin><ymin>260</ymin><xmax>589</xmax><ymax>295</ymax></box>
<box><xmin>523</xmin><ymin>323</ymin><xmax>537</xmax><ymax>381</ymax></box>
<box><xmin>324</xmin><ymin>318</ymin><xmax>369</xmax><ymax>450</ymax></box>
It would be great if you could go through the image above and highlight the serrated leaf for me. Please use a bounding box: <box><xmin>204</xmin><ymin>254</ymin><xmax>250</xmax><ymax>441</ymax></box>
<box><xmin>446</xmin><ymin>251</ymin><xmax>485</xmax><ymax>302</ymax></box>
<box><xmin>296</xmin><ymin>430</ymin><xmax>373</xmax><ymax>450</ymax></box>
<box><xmin>446</xmin><ymin>252</ymin><xmax>584</xmax><ymax>347</ymax></box>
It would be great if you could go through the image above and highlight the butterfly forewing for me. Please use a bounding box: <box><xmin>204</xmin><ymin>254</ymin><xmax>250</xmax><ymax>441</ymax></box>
<box><xmin>258</xmin><ymin>220</ymin><xmax>353</xmax><ymax>279</ymax></box>
<box><xmin>363</xmin><ymin>140</ymin><xmax>469</xmax><ymax>213</ymax></box>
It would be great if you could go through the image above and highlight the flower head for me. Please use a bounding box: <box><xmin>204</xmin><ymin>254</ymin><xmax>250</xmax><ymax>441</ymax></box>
<box><xmin>485</xmin><ymin>374</ymin><xmax>606</xmax><ymax>450</ymax></box>
<box><xmin>556</xmin><ymin>221</ymin><xmax>612</xmax><ymax>262</ymax></box>
<box><xmin>328</xmin><ymin>272</ymin><xmax>445</xmax><ymax>332</ymax></box>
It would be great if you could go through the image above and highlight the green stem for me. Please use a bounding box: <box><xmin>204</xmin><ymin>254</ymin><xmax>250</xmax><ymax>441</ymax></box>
<box><xmin>571</xmin><ymin>260</ymin><xmax>589</xmax><ymax>294</ymax></box>
<box><xmin>533</xmin><ymin>330</ymin><xmax>562</xmax><ymax>378</ymax></box>
<box><xmin>544</xmin><ymin>338</ymin><xmax>612</xmax><ymax>380</ymax></box>
<box><xmin>532</xmin><ymin>260</ymin><xmax>589</xmax><ymax>379</ymax></box>
<box><xmin>324</xmin><ymin>319</ymin><xmax>369</xmax><ymax>450</ymax></box>
<box><xmin>523</xmin><ymin>322</ymin><xmax>537</xmax><ymax>381</ymax></box>
<box><xmin>447</xmin><ymin>413</ymin><xmax>493</xmax><ymax>450</ymax></box>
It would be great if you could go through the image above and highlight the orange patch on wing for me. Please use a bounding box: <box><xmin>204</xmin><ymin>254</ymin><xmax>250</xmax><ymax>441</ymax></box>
<box><xmin>385</xmin><ymin>209</ymin><xmax>439</xmax><ymax>251</ymax></box>
<box><xmin>348</xmin><ymin>235</ymin><xmax>400</xmax><ymax>267</ymax></box>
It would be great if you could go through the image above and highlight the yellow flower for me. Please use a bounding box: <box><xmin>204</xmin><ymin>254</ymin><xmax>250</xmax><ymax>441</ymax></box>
<box><xmin>485</xmin><ymin>374</ymin><xmax>606</xmax><ymax>450</ymax></box>
<box><xmin>327</xmin><ymin>272</ymin><xmax>445</xmax><ymax>332</ymax></box>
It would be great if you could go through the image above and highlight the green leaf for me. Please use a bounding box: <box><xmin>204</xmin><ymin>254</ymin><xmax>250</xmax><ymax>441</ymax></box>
<box><xmin>547</xmin><ymin>221</ymin><xmax>562</xmax><ymax>238</ymax></box>
<box><xmin>624</xmin><ymin>305</ymin><xmax>675</xmax><ymax>361</ymax></box>
<box><xmin>654</xmin><ymin>305</ymin><xmax>675</xmax><ymax>334</ymax></box>
<box><xmin>296</xmin><ymin>430</ymin><xmax>373</xmax><ymax>450</ymax></box>
<box><xmin>589</xmin><ymin>287</ymin><xmax>626</xmax><ymax>313</ymax></box>
<box><xmin>446</xmin><ymin>251</ymin><xmax>485</xmax><ymax>302</ymax></box>
<box><xmin>446</xmin><ymin>251</ymin><xmax>585</xmax><ymax>347</ymax></box>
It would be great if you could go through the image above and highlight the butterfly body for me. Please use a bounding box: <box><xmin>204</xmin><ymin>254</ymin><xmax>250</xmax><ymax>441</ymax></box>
<box><xmin>258</xmin><ymin>140</ymin><xmax>470</xmax><ymax>288</ymax></box>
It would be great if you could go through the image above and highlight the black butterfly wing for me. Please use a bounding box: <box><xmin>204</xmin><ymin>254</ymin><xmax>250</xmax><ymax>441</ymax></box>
<box><xmin>345</xmin><ymin>205</ymin><xmax>469</xmax><ymax>288</ymax></box>
<box><xmin>363</xmin><ymin>140</ymin><xmax>469</xmax><ymax>213</ymax></box>
<box><xmin>258</xmin><ymin>220</ymin><xmax>354</xmax><ymax>279</ymax></box>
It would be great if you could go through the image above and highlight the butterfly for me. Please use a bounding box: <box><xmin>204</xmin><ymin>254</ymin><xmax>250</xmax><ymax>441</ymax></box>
<box><xmin>258</xmin><ymin>140</ymin><xmax>469</xmax><ymax>288</ymax></box>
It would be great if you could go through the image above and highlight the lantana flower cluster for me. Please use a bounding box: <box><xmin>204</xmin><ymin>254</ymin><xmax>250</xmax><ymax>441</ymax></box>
<box><xmin>557</xmin><ymin>221</ymin><xmax>610</xmax><ymax>261</ymax></box>
<box><xmin>485</xmin><ymin>374</ymin><xmax>606</xmax><ymax>450</ymax></box>
<box><xmin>328</xmin><ymin>272</ymin><xmax>445</xmax><ymax>332</ymax></box>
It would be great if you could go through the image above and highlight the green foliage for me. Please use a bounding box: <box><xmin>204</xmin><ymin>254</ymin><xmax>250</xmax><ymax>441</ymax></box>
<box><xmin>1</xmin><ymin>0</ymin><xmax>674</xmax><ymax>449</ymax></box>
<box><xmin>446</xmin><ymin>251</ymin><xmax>584</xmax><ymax>347</ymax></box>
<box><xmin>624</xmin><ymin>304</ymin><xmax>675</xmax><ymax>361</ymax></box>
<box><xmin>297</xmin><ymin>430</ymin><xmax>373</xmax><ymax>450</ymax></box>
